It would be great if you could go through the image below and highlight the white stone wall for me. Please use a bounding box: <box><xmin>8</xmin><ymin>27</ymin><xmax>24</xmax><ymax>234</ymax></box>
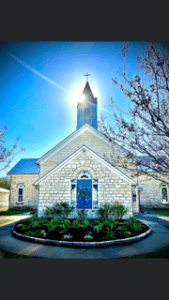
<box><xmin>40</xmin><ymin>130</ymin><xmax>135</xmax><ymax>179</ymax></box>
<box><xmin>9</xmin><ymin>174</ymin><xmax>39</xmax><ymax>209</ymax></box>
<box><xmin>138</xmin><ymin>173</ymin><xmax>169</xmax><ymax>209</ymax></box>
<box><xmin>38</xmin><ymin>149</ymin><xmax>133</xmax><ymax>218</ymax></box>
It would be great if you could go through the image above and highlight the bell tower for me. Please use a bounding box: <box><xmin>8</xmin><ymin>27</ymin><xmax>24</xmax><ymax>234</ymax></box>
<box><xmin>77</xmin><ymin>74</ymin><xmax>98</xmax><ymax>130</ymax></box>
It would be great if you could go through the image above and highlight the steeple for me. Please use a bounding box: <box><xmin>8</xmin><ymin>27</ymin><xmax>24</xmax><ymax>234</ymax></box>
<box><xmin>83</xmin><ymin>81</ymin><xmax>94</xmax><ymax>99</ymax></box>
<box><xmin>77</xmin><ymin>75</ymin><xmax>98</xmax><ymax>130</ymax></box>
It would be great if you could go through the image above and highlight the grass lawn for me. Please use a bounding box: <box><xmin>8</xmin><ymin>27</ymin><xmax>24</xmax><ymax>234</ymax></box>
<box><xmin>0</xmin><ymin>219</ymin><xmax>12</xmax><ymax>225</ymax></box>
<box><xmin>149</xmin><ymin>209</ymin><xmax>169</xmax><ymax>216</ymax></box>
<box><xmin>0</xmin><ymin>208</ymin><xmax>36</xmax><ymax>216</ymax></box>
<box><xmin>0</xmin><ymin>208</ymin><xmax>8</xmax><ymax>211</ymax></box>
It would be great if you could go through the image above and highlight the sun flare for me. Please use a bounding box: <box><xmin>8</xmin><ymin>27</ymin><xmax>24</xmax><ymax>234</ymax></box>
<box><xmin>69</xmin><ymin>84</ymin><xmax>85</xmax><ymax>107</ymax></box>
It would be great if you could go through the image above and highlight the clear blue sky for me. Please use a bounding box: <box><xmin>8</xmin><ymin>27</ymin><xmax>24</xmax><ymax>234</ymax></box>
<box><xmin>0</xmin><ymin>41</ymin><xmax>150</xmax><ymax>177</ymax></box>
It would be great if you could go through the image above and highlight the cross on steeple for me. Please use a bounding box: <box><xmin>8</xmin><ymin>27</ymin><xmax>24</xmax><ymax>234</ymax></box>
<box><xmin>84</xmin><ymin>72</ymin><xmax>91</xmax><ymax>82</ymax></box>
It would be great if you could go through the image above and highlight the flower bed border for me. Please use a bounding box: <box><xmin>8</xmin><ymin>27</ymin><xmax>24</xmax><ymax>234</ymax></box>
<box><xmin>11</xmin><ymin>220</ymin><xmax>152</xmax><ymax>248</ymax></box>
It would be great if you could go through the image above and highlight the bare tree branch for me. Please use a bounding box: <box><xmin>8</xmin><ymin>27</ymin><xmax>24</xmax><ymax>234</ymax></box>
<box><xmin>99</xmin><ymin>42</ymin><xmax>169</xmax><ymax>184</ymax></box>
<box><xmin>0</xmin><ymin>126</ymin><xmax>25</xmax><ymax>173</ymax></box>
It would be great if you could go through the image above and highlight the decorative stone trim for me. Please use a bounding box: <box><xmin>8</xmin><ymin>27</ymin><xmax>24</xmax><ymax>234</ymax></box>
<box><xmin>11</xmin><ymin>220</ymin><xmax>152</xmax><ymax>248</ymax></box>
<box><xmin>73</xmin><ymin>166</ymin><xmax>96</xmax><ymax>179</ymax></box>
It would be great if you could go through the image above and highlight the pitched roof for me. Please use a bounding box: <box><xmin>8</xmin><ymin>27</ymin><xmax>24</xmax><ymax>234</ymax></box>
<box><xmin>36</xmin><ymin>124</ymin><xmax>130</xmax><ymax>166</ymax></box>
<box><xmin>7</xmin><ymin>159</ymin><xmax>40</xmax><ymax>175</ymax></box>
<box><xmin>34</xmin><ymin>145</ymin><xmax>136</xmax><ymax>186</ymax></box>
<box><xmin>36</xmin><ymin>124</ymin><xmax>113</xmax><ymax>165</ymax></box>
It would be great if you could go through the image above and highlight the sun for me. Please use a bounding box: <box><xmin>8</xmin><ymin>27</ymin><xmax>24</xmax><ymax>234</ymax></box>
<box><xmin>69</xmin><ymin>83</ymin><xmax>85</xmax><ymax>108</ymax></box>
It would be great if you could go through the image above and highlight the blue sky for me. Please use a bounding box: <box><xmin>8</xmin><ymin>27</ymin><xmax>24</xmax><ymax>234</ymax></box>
<box><xmin>0</xmin><ymin>41</ymin><xmax>149</xmax><ymax>177</ymax></box>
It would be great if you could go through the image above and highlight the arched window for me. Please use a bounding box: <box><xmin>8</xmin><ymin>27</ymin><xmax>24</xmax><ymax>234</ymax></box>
<box><xmin>70</xmin><ymin>171</ymin><xmax>98</xmax><ymax>208</ymax></box>
<box><xmin>18</xmin><ymin>185</ymin><xmax>23</xmax><ymax>202</ymax></box>
<box><xmin>161</xmin><ymin>184</ymin><xmax>168</xmax><ymax>202</ymax></box>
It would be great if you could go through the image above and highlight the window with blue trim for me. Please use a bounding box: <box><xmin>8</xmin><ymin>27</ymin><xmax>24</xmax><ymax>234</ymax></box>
<box><xmin>70</xmin><ymin>172</ymin><xmax>98</xmax><ymax>208</ymax></box>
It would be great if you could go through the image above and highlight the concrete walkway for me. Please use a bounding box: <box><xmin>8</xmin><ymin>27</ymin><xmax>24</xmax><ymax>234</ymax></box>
<box><xmin>0</xmin><ymin>213</ymin><xmax>33</xmax><ymax>227</ymax></box>
<box><xmin>0</xmin><ymin>212</ymin><xmax>169</xmax><ymax>258</ymax></box>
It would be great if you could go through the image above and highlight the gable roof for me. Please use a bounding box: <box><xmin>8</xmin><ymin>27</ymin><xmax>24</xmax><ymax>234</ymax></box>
<box><xmin>7</xmin><ymin>159</ymin><xmax>40</xmax><ymax>175</ymax></box>
<box><xmin>34</xmin><ymin>145</ymin><xmax>136</xmax><ymax>186</ymax></box>
<box><xmin>36</xmin><ymin>124</ymin><xmax>126</xmax><ymax>166</ymax></box>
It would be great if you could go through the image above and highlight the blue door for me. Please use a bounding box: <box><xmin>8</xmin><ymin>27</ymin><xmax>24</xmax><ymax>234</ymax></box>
<box><xmin>77</xmin><ymin>179</ymin><xmax>92</xmax><ymax>209</ymax></box>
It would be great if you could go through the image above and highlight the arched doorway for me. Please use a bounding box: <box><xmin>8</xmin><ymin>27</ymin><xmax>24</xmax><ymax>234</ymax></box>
<box><xmin>77</xmin><ymin>171</ymin><xmax>92</xmax><ymax>208</ymax></box>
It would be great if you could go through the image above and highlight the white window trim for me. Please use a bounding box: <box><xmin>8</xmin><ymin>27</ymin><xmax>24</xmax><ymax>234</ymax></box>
<box><xmin>161</xmin><ymin>184</ymin><xmax>168</xmax><ymax>204</ymax></box>
<box><xmin>70</xmin><ymin>171</ymin><xmax>99</xmax><ymax>210</ymax></box>
<box><xmin>17</xmin><ymin>184</ymin><xmax>24</xmax><ymax>203</ymax></box>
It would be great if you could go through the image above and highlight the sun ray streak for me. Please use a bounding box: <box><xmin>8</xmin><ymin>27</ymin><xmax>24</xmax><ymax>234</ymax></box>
<box><xmin>5</xmin><ymin>51</ymin><xmax>118</xmax><ymax>118</ymax></box>
<box><xmin>6</xmin><ymin>51</ymin><xmax>67</xmax><ymax>92</ymax></box>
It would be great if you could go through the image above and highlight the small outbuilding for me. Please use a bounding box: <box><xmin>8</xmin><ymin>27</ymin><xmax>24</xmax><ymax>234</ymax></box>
<box><xmin>0</xmin><ymin>188</ymin><xmax>10</xmax><ymax>209</ymax></box>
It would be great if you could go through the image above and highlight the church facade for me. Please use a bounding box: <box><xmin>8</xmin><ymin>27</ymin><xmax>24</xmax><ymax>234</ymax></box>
<box><xmin>8</xmin><ymin>80</ymin><xmax>169</xmax><ymax>217</ymax></box>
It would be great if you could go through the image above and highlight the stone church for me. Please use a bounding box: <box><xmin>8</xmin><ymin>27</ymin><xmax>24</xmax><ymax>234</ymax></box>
<box><xmin>8</xmin><ymin>79</ymin><xmax>169</xmax><ymax>217</ymax></box>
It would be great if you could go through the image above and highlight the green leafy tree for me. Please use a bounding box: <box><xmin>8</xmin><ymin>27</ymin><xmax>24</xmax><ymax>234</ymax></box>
<box><xmin>0</xmin><ymin>177</ymin><xmax>10</xmax><ymax>189</ymax></box>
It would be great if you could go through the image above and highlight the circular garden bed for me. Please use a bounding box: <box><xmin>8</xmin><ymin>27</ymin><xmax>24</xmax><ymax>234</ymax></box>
<box><xmin>12</xmin><ymin>214</ymin><xmax>151</xmax><ymax>247</ymax></box>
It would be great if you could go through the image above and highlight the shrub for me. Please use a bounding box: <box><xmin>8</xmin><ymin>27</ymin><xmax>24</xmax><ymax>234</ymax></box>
<box><xmin>39</xmin><ymin>216</ymin><xmax>49</xmax><ymax>225</ymax></box>
<box><xmin>111</xmin><ymin>202</ymin><xmax>128</xmax><ymax>219</ymax></box>
<box><xmin>97</xmin><ymin>202</ymin><xmax>127</xmax><ymax>220</ymax></box>
<box><xmin>77</xmin><ymin>209</ymin><xmax>87</xmax><ymax>221</ymax></box>
<box><xmin>50</xmin><ymin>218</ymin><xmax>61</xmax><ymax>226</ymax></box>
<box><xmin>29</xmin><ymin>221</ymin><xmax>41</xmax><ymax>229</ymax></box>
<box><xmin>63</xmin><ymin>219</ymin><xmax>71</xmax><ymax>227</ymax></box>
<box><xmin>94</xmin><ymin>222</ymin><xmax>104</xmax><ymax>232</ymax></box>
<box><xmin>24</xmin><ymin>229</ymin><xmax>45</xmax><ymax>238</ymax></box>
<box><xmin>81</xmin><ymin>219</ymin><xmax>90</xmax><ymax>229</ymax></box>
<box><xmin>123</xmin><ymin>231</ymin><xmax>132</xmax><ymax>238</ymax></box>
<box><xmin>47</xmin><ymin>223</ymin><xmax>65</xmax><ymax>240</ymax></box>
<box><xmin>21</xmin><ymin>224</ymin><xmax>31</xmax><ymax>231</ymax></box>
<box><xmin>122</xmin><ymin>218</ymin><xmax>146</xmax><ymax>233</ymax></box>
<box><xmin>19</xmin><ymin>218</ymin><xmax>32</xmax><ymax>225</ymax></box>
<box><xmin>93</xmin><ymin>219</ymin><xmax>101</xmax><ymax>225</ymax></box>
<box><xmin>131</xmin><ymin>223</ymin><xmax>144</xmax><ymax>232</ymax></box>
<box><xmin>25</xmin><ymin>230</ymin><xmax>34</xmax><ymax>236</ymax></box>
<box><xmin>108</xmin><ymin>218</ymin><xmax>119</xmax><ymax>230</ymax></box>
<box><xmin>102</xmin><ymin>230</ymin><xmax>116</xmax><ymax>241</ymax></box>
<box><xmin>97</xmin><ymin>203</ymin><xmax>113</xmax><ymax>219</ymax></box>
<box><xmin>43</xmin><ymin>206</ymin><xmax>53</xmax><ymax>218</ymax></box>
<box><xmin>44</xmin><ymin>202</ymin><xmax>74</xmax><ymax>219</ymax></box>
<box><xmin>128</xmin><ymin>216</ymin><xmax>138</xmax><ymax>223</ymax></box>
<box><xmin>93</xmin><ymin>218</ymin><xmax>117</xmax><ymax>233</ymax></box>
